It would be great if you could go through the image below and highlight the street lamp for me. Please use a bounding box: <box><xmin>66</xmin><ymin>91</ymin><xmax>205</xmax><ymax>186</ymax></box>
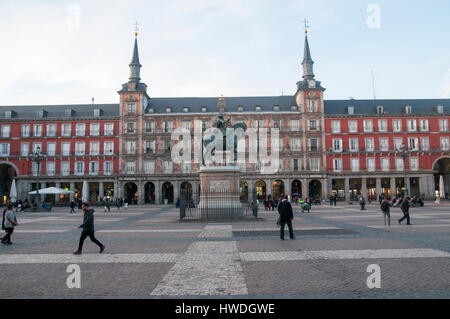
<box><xmin>30</xmin><ymin>146</ymin><xmax>47</xmax><ymax>206</ymax></box>
<box><xmin>396</xmin><ymin>143</ymin><xmax>409</xmax><ymax>198</ymax></box>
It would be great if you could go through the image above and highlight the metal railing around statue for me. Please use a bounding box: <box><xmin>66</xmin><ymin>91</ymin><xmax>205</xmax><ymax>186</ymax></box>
<box><xmin>179</xmin><ymin>189</ymin><xmax>258</xmax><ymax>220</ymax></box>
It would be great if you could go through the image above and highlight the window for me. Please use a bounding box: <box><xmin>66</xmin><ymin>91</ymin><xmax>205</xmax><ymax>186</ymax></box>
<box><xmin>46</xmin><ymin>124</ymin><xmax>56</xmax><ymax>137</ymax></box>
<box><xmin>165</xmin><ymin>107</ymin><xmax>172</xmax><ymax>113</ymax></box>
<box><xmin>46</xmin><ymin>162</ymin><xmax>55</xmax><ymax>176</ymax></box>
<box><xmin>75</xmin><ymin>162</ymin><xmax>85</xmax><ymax>175</ymax></box>
<box><xmin>441</xmin><ymin>137</ymin><xmax>449</xmax><ymax>151</ymax></box>
<box><xmin>333</xmin><ymin>158</ymin><xmax>342</xmax><ymax>172</ymax></box>
<box><xmin>290</xmin><ymin>138</ymin><xmax>301</xmax><ymax>151</ymax></box>
<box><xmin>420</xmin><ymin>137</ymin><xmax>429</xmax><ymax>151</ymax></box>
<box><xmin>75</xmin><ymin>142</ymin><xmax>85</xmax><ymax>156</ymax></box>
<box><xmin>293</xmin><ymin>159</ymin><xmax>299</xmax><ymax>171</ymax></box>
<box><xmin>395</xmin><ymin>158</ymin><xmax>404</xmax><ymax>171</ymax></box>
<box><xmin>47</xmin><ymin>142</ymin><xmax>56</xmax><ymax>156</ymax></box>
<box><xmin>1</xmin><ymin>125</ymin><xmax>10</xmax><ymax>138</ymax></box>
<box><xmin>163</xmin><ymin>161</ymin><xmax>173</xmax><ymax>173</ymax></box>
<box><xmin>145</xmin><ymin>121</ymin><xmax>155</xmax><ymax>133</ymax></box>
<box><xmin>290</xmin><ymin>120</ymin><xmax>299</xmax><ymax>131</ymax></box>
<box><xmin>21</xmin><ymin>124</ymin><xmax>30</xmax><ymax>137</ymax></box>
<box><xmin>104</xmin><ymin>162</ymin><xmax>113</xmax><ymax>175</ymax></box>
<box><xmin>408</xmin><ymin>137</ymin><xmax>419</xmax><ymax>151</ymax></box>
<box><xmin>410</xmin><ymin>158</ymin><xmax>419</xmax><ymax>171</ymax></box>
<box><xmin>331</xmin><ymin>121</ymin><xmax>341</xmax><ymax>133</ymax></box>
<box><xmin>61</xmin><ymin>142</ymin><xmax>70</xmax><ymax>156</ymax></box>
<box><xmin>126</xmin><ymin>103</ymin><xmax>136</xmax><ymax>114</ymax></box>
<box><xmin>181</xmin><ymin>121</ymin><xmax>191</xmax><ymax>131</ymax></box>
<box><xmin>94</xmin><ymin>109</ymin><xmax>101</xmax><ymax>117</ymax></box>
<box><xmin>393</xmin><ymin>138</ymin><xmax>403</xmax><ymax>151</ymax></box>
<box><xmin>419</xmin><ymin>119</ymin><xmax>429</xmax><ymax>132</ymax></box>
<box><xmin>126</xmin><ymin>161</ymin><xmax>136</xmax><ymax>174</ymax></box>
<box><xmin>32</xmin><ymin>162</ymin><xmax>38</xmax><ymax>176</ymax></box>
<box><xmin>65</xmin><ymin>109</ymin><xmax>73</xmax><ymax>117</ymax></box>
<box><xmin>363</xmin><ymin>120</ymin><xmax>373</xmax><ymax>132</ymax></box>
<box><xmin>61</xmin><ymin>124</ymin><xmax>71</xmax><ymax>137</ymax></box>
<box><xmin>309</xmin><ymin>138</ymin><xmax>319</xmax><ymax>151</ymax></box>
<box><xmin>332</xmin><ymin>139</ymin><xmax>343</xmax><ymax>152</ymax></box>
<box><xmin>404</xmin><ymin>106</ymin><xmax>412</xmax><ymax>114</ymax></box>
<box><xmin>381</xmin><ymin>158</ymin><xmax>390</xmax><ymax>171</ymax></box>
<box><xmin>365</xmin><ymin>138</ymin><xmax>375</xmax><ymax>152</ymax></box>
<box><xmin>349</xmin><ymin>138</ymin><xmax>359</xmax><ymax>152</ymax></box>
<box><xmin>347</xmin><ymin>106</ymin><xmax>354</xmax><ymax>115</ymax></box>
<box><xmin>76</xmin><ymin>123</ymin><xmax>85</xmax><ymax>136</ymax></box>
<box><xmin>0</xmin><ymin>143</ymin><xmax>10</xmax><ymax>156</ymax></box>
<box><xmin>366</xmin><ymin>158</ymin><xmax>375</xmax><ymax>172</ymax></box>
<box><xmin>104</xmin><ymin>123</ymin><xmax>114</xmax><ymax>136</ymax></box>
<box><xmin>104</xmin><ymin>141</ymin><xmax>114</xmax><ymax>155</ymax></box>
<box><xmin>439</xmin><ymin>119</ymin><xmax>448</xmax><ymax>132</ymax></box>
<box><xmin>351</xmin><ymin>158</ymin><xmax>360</xmax><ymax>172</ymax></box>
<box><xmin>61</xmin><ymin>162</ymin><xmax>70</xmax><ymax>176</ymax></box>
<box><xmin>379</xmin><ymin>138</ymin><xmax>389</xmax><ymax>151</ymax></box>
<box><xmin>272</xmin><ymin>119</ymin><xmax>281</xmax><ymax>129</ymax></box>
<box><xmin>407</xmin><ymin>119</ymin><xmax>417</xmax><ymax>132</ymax></box>
<box><xmin>33</xmin><ymin>142</ymin><xmax>42</xmax><ymax>154</ymax></box>
<box><xmin>144</xmin><ymin>161</ymin><xmax>155</xmax><ymax>174</ymax></box>
<box><xmin>378</xmin><ymin>119</ymin><xmax>388</xmax><ymax>132</ymax></box>
<box><xmin>163</xmin><ymin>121</ymin><xmax>173</xmax><ymax>133</ymax></box>
<box><xmin>255</xmin><ymin>106</ymin><xmax>262</xmax><ymax>112</ymax></box>
<box><xmin>309</xmin><ymin>120</ymin><xmax>318</xmax><ymax>131</ymax></box>
<box><xmin>392</xmin><ymin>119</ymin><xmax>402</xmax><ymax>132</ymax></box>
<box><xmin>34</xmin><ymin>124</ymin><xmax>42</xmax><ymax>137</ymax></box>
<box><xmin>89</xmin><ymin>162</ymin><xmax>99</xmax><ymax>175</ymax></box>
<box><xmin>90</xmin><ymin>123</ymin><xmax>100</xmax><ymax>136</ymax></box>
<box><xmin>437</xmin><ymin>105</ymin><xmax>444</xmax><ymax>114</ymax></box>
<box><xmin>181</xmin><ymin>161</ymin><xmax>192</xmax><ymax>173</ymax></box>
<box><xmin>201</xmin><ymin>106</ymin><xmax>208</xmax><ymax>112</ymax></box>
<box><xmin>307</xmin><ymin>100</ymin><xmax>318</xmax><ymax>112</ymax></box>
<box><xmin>21</xmin><ymin>143</ymin><xmax>29</xmax><ymax>156</ymax></box>
<box><xmin>90</xmin><ymin>142</ymin><xmax>100</xmax><ymax>155</ymax></box>
<box><xmin>377</xmin><ymin>106</ymin><xmax>384</xmax><ymax>114</ymax></box>
<box><xmin>145</xmin><ymin>140</ymin><xmax>155</xmax><ymax>153</ymax></box>
<box><xmin>278</xmin><ymin>137</ymin><xmax>284</xmax><ymax>151</ymax></box>
<box><xmin>126</xmin><ymin>141</ymin><xmax>136</xmax><ymax>154</ymax></box>
<box><xmin>310</xmin><ymin>158</ymin><xmax>320</xmax><ymax>171</ymax></box>
<box><xmin>126</xmin><ymin>122</ymin><xmax>136</xmax><ymax>133</ymax></box>
<box><xmin>290</xmin><ymin>105</ymin><xmax>298</xmax><ymax>111</ymax></box>
<box><xmin>348</xmin><ymin>121</ymin><xmax>358</xmax><ymax>133</ymax></box>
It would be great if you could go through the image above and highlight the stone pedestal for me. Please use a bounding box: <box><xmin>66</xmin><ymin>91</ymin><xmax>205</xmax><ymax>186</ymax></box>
<box><xmin>198</xmin><ymin>166</ymin><xmax>243</xmax><ymax>219</ymax></box>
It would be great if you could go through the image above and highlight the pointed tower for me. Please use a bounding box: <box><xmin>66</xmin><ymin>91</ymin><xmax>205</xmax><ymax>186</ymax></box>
<box><xmin>118</xmin><ymin>28</ymin><xmax>150</xmax><ymax>194</ymax></box>
<box><xmin>302</xmin><ymin>34</ymin><xmax>314</xmax><ymax>80</ymax></box>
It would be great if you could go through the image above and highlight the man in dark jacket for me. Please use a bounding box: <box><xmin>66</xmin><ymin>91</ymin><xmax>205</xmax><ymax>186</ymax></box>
<box><xmin>399</xmin><ymin>197</ymin><xmax>411</xmax><ymax>225</ymax></box>
<box><xmin>73</xmin><ymin>203</ymin><xmax>105</xmax><ymax>255</ymax></box>
<box><xmin>278</xmin><ymin>195</ymin><xmax>295</xmax><ymax>240</ymax></box>
<box><xmin>70</xmin><ymin>201</ymin><xmax>75</xmax><ymax>213</ymax></box>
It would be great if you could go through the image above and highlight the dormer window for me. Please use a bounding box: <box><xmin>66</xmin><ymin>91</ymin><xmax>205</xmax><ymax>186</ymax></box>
<box><xmin>290</xmin><ymin>105</ymin><xmax>298</xmax><ymax>111</ymax></box>
<box><xmin>377</xmin><ymin>106</ymin><xmax>383</xmax><ymax>115</ymax></box>
<box><xmin>65</xmin><ymin>109</ymin><xmax>74</xmax><ymax>117</ymax></box>
<box><xmin>347</xmin><ymin>106</ymin><xmax>354</xmax><ymax>115</ymax></box>
<box><xmin>201</xmin><ymin>106</ymin><xmax>208</xmax><ymax>113</ymax></box>
<box><xmin>94</xmin><ymin>108</ymin><xmax>101</xmax><ymax>117</ymax></box>
<box><xmin>37</xmin><ymin>110</ymin><xmax>47</xmax><ymax>118</ymax></box>
<box><xmin>166</xmin><ymin>107</ymin><xmax>172</xmax><ymax>113</ymax></box>
<box><xmin>404</xmin><ymin>106</ymin><xmax>412</xmax><ymax>114</ymax></box>
<box><xmin>4</xmin><ymin>111</ymin><xmax>12</xmax><ymax>119</ymax></box>
<box><xmin>273</xmin><ymin>105</ymin><xmax>280</xmax><ymax>111</ymax></box>
<box><xmin>437</xmin><ymin>105</ymin><xmax>444</xmax><ymax>114</ymax></box>
<box><xmin>237</xmin><ymin>106</ymin><xmax>244</xmax><ymax>112</ymax></box>
<box><xmin>148</xmin><ymin>108</ymin><xmax>154</xmax><ymax>113</ymax></box>
<box><xmin>183</xmin><ymin>107</ymin><xmax>189</xmax><ymax>113</ymax></box>
<box><xmin>255</xmin><ymin>105</ymin><xmax>262</xmax><ymax>112</ymax></box>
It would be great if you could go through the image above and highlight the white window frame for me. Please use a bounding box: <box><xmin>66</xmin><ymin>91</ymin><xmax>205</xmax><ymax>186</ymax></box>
<box><xmin>76</xmin><ymin>123</ymin><xmax>86</xmax><ymax>136</ymax></box>
<box><xmin>420</xmin><ymin>137</ymin><xmax>429</xmax><ymax>151</ymax></box>
<box><xmin>439</xmin><ymin>119</ymin><xmax>448</xmax><ymax>132</ymax></box>
<box><xmin>366</xmin><ymin>158</ymin><xmax>375</xmax><ymax>172</ymax></box>
<box><xmin>21</xmin><ymin>143</ymin><xmax>29</xmax><ymax>156</ymax></box>
<box><xmin>21</xmin><ymin>124</ymin><xmax>30</xmax><ymax>137</ymax></box>
<box><xmin>395</xmin><ymin>158</ymin><xmax>404</xmax><ymax>171</ymax></box>
<box><xmin>61</xmin><ymin>142</ymin><xmax>71</xmax><ymax>156</ymax></box>
<box><xmin>61</xmin><ymin>123</ymin><xmax>71</xmax><ymax>137</ymax></box>
<box><xmin>34</xmin><ymin>124</ymin><xmax>42</xmax><ymax>137</ymax></box>
<box><xmin>47</xmin><ymin>142</ymin><xmax>56</xmax><ymax>156</ymax></box>
<box><xmin>363</xmin><ymin>120</ymin><xmax>373</xmax><ymax>133</ymax></box>
<box><xmin>104</xmin><ymin>123</ymin><xmax>114</xmax><ymax>136</ymax></box>
<box><xmin>2</xmin><ymin>125</ymin><xmax>10</xmax><ymax>138</ymax></box>
<box><xmin>46</xmin><ymin>162</ymin><xmax>55</xmax><ymax>176</ymax></box>
<box><xmin>75</xmin><ymin>142</ymin><xmax>85</xmax><ymax>156</ymax></box>
<box><xmin>440</xmin><ymin>137</ymin><xmax>449</xmax><ymax>151</ymax></box>
<box><xmin>104</xmin><ymin>141</ymin><xmax>114</xmax><ymax>155</ymax></box>
<box><xmin>350</xmin><ymin>158</ymin><xmax>360</xmax><ymax>172</ymax></box>
<box><xmin>379</xmin><ymin>138</ymin><xmax>389</xmax><ymax>151</ymax></box>
<box><xmin>348</xmin><ymin>120</ymin><xmax>358</xmax><ymax>133</ymax></box>
<box><xmin>46</xmin><ymin>124</ymin><xmax>57</xmax><ymax>137</ymax></box>
<box><xmin>392</xmin><ymin>119</ymin><xmax>402</xmax><ymax>132</ymax></box>
<box><xmin>331</xmin><ymin>121</ymin><xmax>341</xmax><ymax>134</ymax></box>
<box><xmin>419</xmin><ymin>119</ymin><xmax>429</xmax><ymax>132</ymax></box>
<box><xmin>365</xmin><ymin>138</ymin><xmax>375</xmax><ymax>152</ymax></box>
<box><xmin>332</xmin><ymin>139</ymin><xmax>343</xmax><ymax>152</ymax></box>
<box><xmin>333</xmin><ymin>158</ymin><xmax>342</xmax><ymax>172</ymax></box>
<box><xmin>381</xmin><ymin>158</ymin><xmax>390</xmax><ymax>172</ymax></box>
<box><xmin>349</xmin><ymin>138</ymin><xmax>359</xmax><ymax>152</ymax></box>
<box><xmin>410</xmin><ymin>157</ymin><xmax>419</xmax><ymax>171</ymax></box>
<box><xmin>0</xmin><ymin>143</ymin><xmax>10</xmax><ymax>156</ymax></box>
<box><xmin>104</xmin><ymin>161</ymin><xmax>113</xmax><ymax>175</ymax></box>
<box><xmin>378</xmin><ymin>119</ymin><xmax>388</xmax><ymax>132</ymax></box>
<box><xmin>407</xmin><ymin>119</ymin><xmax>417</xmax><ymax>132</ymax></box>
<box><xmin>90</xmin><ymin>123</ymin><xmax>100</xmax><ymax>136</ymax></box>
<box><xmin>61</xmin><ymin>162</ymin><xmax>70</xmax><ymax>176</ymax></box>
<box><xmin>90</xmin><ymin>141</ymin><xmax>100</xmax><ymax>155</ymax></box>
<box><xmin>75</xmin><ymin>162</ymin><xmax>85</xmax><ymax>175</ymax></box>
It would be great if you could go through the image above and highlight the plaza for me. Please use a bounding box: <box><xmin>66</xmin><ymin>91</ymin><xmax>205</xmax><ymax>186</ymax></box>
<box><xmin>0</xmin><ymin>202</ymin><xmax>449</xmax><ymax>298</ymax></box>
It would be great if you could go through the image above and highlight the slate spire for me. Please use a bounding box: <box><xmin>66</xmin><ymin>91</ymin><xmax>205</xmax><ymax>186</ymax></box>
<box><xmin>302</xmin><ymin>32</ymin><xmax>315</xmax><ymax>80</ymax></box>
<box><xmin>129</xmin><ymin>34</ymin><xmax>142</xmax><ymax>82</ymax></box>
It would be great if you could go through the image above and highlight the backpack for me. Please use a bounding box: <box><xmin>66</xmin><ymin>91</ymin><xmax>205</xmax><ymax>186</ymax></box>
<box><xmin>381</xmin><ymin>201</ymin><xmax>389</xmax><ymax>212</ymax></box>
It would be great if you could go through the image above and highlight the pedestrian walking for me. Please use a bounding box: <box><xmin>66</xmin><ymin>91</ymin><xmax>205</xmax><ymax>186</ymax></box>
<box><xmin>380</xmin><ymin>197</ymin><xmax>391</xmax><ymax>226</ymax></box>
<box><xmin>124</xmin><ymin>200</ymin><xmax>128</xmax><ymax>210</ymax></box>
<box><xmin>73</xmin><ymin>203</ymin><xmax>105</xmax><ymax>255</ymax></box>
<box><xmin>278</xmin><ymin>195</ymin><xmax>295</xmax><ymax>240</ymax></box>
<box><xmin>2</xmin><ymin>204</ymin><xmax>18</xmax><ymax>245</ymax></box>
<box><xmin>70</xmin><ymin>200</ymin><xmax>76</xmax><ymax>213</ymax></box>
<box><xmin>399</xmin><ymin>197</ymin><xmax>412</xmax><ymax>225</ymax></box>
<box><xmin>104</xmin><ymin>199</ymin><xmax>110</xmax><ymax>212</ymax></box>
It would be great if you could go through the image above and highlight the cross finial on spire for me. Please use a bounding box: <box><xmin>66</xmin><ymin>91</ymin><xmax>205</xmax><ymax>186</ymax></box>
<box><xmin>303</xmin><ymin>19</ymin><xmax>310</xmax><ymax>34</ymax></box>
<box><xmin>133</xmin><ymin>20</ymin><xmax>140</xmax><ymax>37</ymax></box>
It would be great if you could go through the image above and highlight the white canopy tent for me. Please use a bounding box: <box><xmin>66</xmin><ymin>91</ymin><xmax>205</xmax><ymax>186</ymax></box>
<box><xmin>28</xmin><ymin>187</ymin><xmax>74</xmax><ymax>195</ymax></box>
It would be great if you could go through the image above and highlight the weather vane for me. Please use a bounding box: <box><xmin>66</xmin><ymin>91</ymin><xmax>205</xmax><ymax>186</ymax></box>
<box><xmin>133</xmin><ymin>20</ymin><xmax>140</xmax><ymax>37</ymax></box>
<box><xmin>303</xmin><ymin>19</ymin><xmax>310</xmax><ymax>33</ymax></box>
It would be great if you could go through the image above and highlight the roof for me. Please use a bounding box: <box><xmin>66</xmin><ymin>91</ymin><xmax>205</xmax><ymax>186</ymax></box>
<box><xmin>0</xmin><ymin>103</ymin><xmax>119</xmax><ymax>119</ymax></box>
<box><xmin>324</xmin><ymin>99</ymin><xmax>450</xmax><ymax>116</ymax></box>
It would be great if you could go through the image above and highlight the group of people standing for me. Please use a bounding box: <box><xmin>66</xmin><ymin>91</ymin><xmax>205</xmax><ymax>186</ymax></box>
<box><xmin>380</xmin><ymin>196</ymin><xmax>413</xmax><ymax>226</ymax></box>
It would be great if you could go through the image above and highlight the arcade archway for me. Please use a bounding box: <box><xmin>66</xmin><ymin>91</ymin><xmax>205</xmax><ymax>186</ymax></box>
<box><xmin>272</xmin><ymin>180</ymin><xmax>285</xmax><ymax>200</ymax></box>
<box><xmin>0</xmin><ymin>163</ymin><xmax>18</xmax><ymax>203</ymax></box>
<box><xmin>309</xmin><ymin>180</ymin><xmax>322</xmax><ymax>201</ymax></box>
<box><xmin>144</xmin><ymin>182</ymin><xmax>155</xmax><ymax>203</ymax></box>
<box><xmin>124</xmin><ymin>182</ymin><xmax>138</xmax><ymax>204</ymax></box>
<box><xmin>162</xmin><ymin>182</ymin><xmax>174</xmax><ymax>204</ymax></box>
<box><xmin>254</xmin><ymin>180</ymin><xmax>266</xmax><ymax>200</ymax></box>
<box><xmin>434</xmin><ymin>157</ymin><xmax>450</xmax><ymax>198</ymax></box>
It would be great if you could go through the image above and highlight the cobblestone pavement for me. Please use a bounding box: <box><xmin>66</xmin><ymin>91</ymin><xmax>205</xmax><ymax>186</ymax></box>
<box><xmin>0</xmin><ymin>202</ymin><xmax>449</xmax><ymax>298</ymax></box>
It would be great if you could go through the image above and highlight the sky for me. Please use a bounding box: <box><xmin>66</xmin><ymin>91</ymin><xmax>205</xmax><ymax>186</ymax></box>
<box><xmin>0</xmin><ymin>0</ymin><xmax>449</xmax><ymax>106</ymax></box>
